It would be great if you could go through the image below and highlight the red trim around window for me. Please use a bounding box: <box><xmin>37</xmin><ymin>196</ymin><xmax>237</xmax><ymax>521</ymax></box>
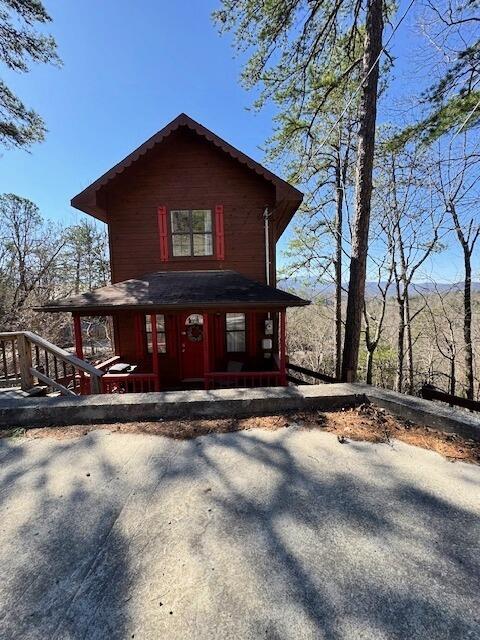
<box><xmin>158</xmin><ymin>206</ymin><xmax>168</xmax><ymax>262</ymax></box>
<box><xmin>215</xmin><ymin>204</ymin><xmax>224</xmax><ymax>260</ymax></box>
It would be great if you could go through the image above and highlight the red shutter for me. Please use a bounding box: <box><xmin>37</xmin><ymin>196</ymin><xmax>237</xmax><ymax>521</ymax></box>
<box><xmin>215</xmin><ymin>204</ymin><xmax>224</xmax><ymax>260</ymax></box>
<box><xmin>158</xmin><ymin>206</ymin><xmax>168</xmax><ymax>262</ymax></box>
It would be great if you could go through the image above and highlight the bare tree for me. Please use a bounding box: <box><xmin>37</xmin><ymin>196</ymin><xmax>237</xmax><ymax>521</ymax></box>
<box><xmin>278</xmin><ymin>116</ymin><xmax>356</xmax><ymax>379</ymax></box>
<box><xmin>378</xmin><ymin>145</ymin><xmax>446</xmax><ymax>394</ymax></box>
<box><xmin>0</xmin><ymin>193</ymin><xmax>65</xmax><ymax>325</ymax></box>
<box><xmin>363</xmin><ymin>251</ymin><xmax>394</xmax><ymax>385</ymax></box>
<box><xmin>421</xmin><ymin>285</ymin><xmax>462</xmax><ymax>397</ymax></box>
<box><xmin>434</xmin><ymin>136</ymin><xmax>480</xmax><ymax>399</ymax></box>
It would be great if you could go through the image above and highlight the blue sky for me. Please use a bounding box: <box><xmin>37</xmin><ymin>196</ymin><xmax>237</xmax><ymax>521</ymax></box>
<box><xmin>0</xmin><ymin>0</ymin><xmax>469</xmax><ymax>283</ymax></box>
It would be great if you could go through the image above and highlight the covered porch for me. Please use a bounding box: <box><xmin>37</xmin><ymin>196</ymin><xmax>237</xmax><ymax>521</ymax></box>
<box><xmin>71</xmin><ymin>308</ymin><xmax>287</xmax><ymax>393</ymax></box>
<box><xmin>39</xmin><ymin>270</ymin><xmax>309</xmax><ymax>394</ymax></box>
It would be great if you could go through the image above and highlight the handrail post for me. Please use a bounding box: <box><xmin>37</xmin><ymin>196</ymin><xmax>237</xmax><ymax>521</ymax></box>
<box><xmin>17</xmin><ymin>333</ymin><xmax>34</xmax><ymax>391</ymax></box>
<box><xmin>90</xmin><ymin>372</ymin><xmax>102</xmax><ymax>394</ymax></box>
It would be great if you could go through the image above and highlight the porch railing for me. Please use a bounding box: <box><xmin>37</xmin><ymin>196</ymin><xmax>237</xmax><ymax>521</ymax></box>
<box><xmin>0</xmin><ymin>331</ymin><xmax>104</xmax><ymax>397</ymax></box>
<box><xmin>101</xmin><ymin>373</ymin><xmax>158</xmax><ymax>394</ymax></box>
<box><xmin>286</xmin><ymin>362</ymin><xmax>337</xmax><ymax>385</ymax></box>
<box><xmin>0</xmin><ymin>333</ymin><xmax>22</xmax><ymax>388</ymax></box>
<box><xmin>205</xmin><ymin>371</ymin><xmax>283</xmax><ymax>390</ymax></box>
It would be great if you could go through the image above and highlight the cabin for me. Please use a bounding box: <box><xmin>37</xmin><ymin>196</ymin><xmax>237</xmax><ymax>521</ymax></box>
<box><xmin>39</xmin><ymin>114</ymin><xmax>309</xmax><ymax>393</ymax></box>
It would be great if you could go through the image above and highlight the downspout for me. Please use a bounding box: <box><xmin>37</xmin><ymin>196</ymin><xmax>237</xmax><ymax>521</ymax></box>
<box><xmin>264</xmin><ymin>206</ymin><xmax>271</xmax><ymax>286</ymax></box>
<box><xmin>264</xmin><ymin>207</ymin><xmax>272</xmax><ymax>334</ymax></box>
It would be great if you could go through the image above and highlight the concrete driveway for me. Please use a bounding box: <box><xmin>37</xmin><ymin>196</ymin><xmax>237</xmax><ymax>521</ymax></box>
<box><xmin>0</xmin><ymin>425</ymin><xmax>479</xmax><ymax>640</ymax></box>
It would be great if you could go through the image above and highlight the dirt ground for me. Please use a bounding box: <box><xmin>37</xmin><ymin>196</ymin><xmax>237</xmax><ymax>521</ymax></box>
<box><xmin>2</xmin><ymin>403</ymin><xmax>479</xmax><ymax>465</ymax></box>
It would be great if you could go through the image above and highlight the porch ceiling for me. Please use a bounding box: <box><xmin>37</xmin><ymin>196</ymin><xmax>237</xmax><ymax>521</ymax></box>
<box><xmin>35</xmin><ymin>270</ymin><xmax>310</xmax><ymax>313</ymax></box>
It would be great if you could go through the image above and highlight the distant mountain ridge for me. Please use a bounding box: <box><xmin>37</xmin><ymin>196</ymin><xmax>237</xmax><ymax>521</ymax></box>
<box><xmin>279</xmin><ymin>277</ymin><xmax>480</xmax><ymax>299</ymax></box>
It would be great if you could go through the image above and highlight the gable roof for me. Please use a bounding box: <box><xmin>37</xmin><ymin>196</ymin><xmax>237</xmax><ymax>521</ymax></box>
<box><xmin>37</xmin><ymin>270</ymin><xmax>310</xmax><ymax>313</ymax></box>
<box><xmin>71</xmin><ymin>113</ymin><xmax>303</xmax><ymax>233</ymax></box>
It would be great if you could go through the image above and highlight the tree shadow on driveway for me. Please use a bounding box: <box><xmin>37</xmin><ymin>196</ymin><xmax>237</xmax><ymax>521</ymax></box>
<box><xmin>184</xmin><ymin>429</ymin><xmax>480</xmax><ymax>639</ymax></box>
<box><xmin>0</xmin><ymin>426</ymin><xmax>479</xmax><ymax>639</ymax></box>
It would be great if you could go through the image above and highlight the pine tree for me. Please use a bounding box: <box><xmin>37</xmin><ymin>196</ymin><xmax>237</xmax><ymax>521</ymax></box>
<box><xmin>0</xmin><ymin>0</ymin><xmax>60</xmax><ymax>149</ymax></box>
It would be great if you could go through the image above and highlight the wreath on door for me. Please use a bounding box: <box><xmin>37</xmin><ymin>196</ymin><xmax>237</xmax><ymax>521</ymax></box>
<box><xmin>186</xmin><ymin>324</ymin><xmax>203</xmax><ymax>342</ymax></box>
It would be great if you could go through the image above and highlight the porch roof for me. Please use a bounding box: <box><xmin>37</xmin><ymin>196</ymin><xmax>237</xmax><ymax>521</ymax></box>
<box><xmin>36</xmin><ymin>270</ymin><xmax>310</xmax><ymax>313</ymax></box>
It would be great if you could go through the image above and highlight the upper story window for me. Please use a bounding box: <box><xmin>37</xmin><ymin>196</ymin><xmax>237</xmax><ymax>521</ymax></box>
<box><xmin>170</xmin><ymin>209</ymin><xmax>213</xmax><ymax>257</ymax></box>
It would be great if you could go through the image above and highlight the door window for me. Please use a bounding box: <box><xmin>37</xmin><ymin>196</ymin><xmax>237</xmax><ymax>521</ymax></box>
<box><xmin>185</xmin><ymin>313</ymin><xmax>203</xmax><ymax>342</ymax></box>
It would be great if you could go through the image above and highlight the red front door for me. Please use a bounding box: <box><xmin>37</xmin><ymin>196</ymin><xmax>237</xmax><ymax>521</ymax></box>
<box><xmin>180</xmin><ymin>313</ymin><xmax>205</xmax><ymax>380</ymax></box>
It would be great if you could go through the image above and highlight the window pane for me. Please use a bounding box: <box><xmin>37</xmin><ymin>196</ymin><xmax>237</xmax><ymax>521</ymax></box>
<box><xmin>193</xmin><ymin>233</ymin><xmax>213</xmax><ymax>256</ymax></box>
<box><xmin>145</xmin><ymin>315</ymin><xmax>164</xmax><ymax>330</ymax></box>
<box><xmin>227</xmin><ymin>331</ymin><xmax>245</xmax><ymax>353</ymax></box>
<box><xmin>185</xmin><ymin>313</ymin><xmax>203</xmax><ymax>326</ymax></box>
<box><xmin>172</xmin><ymin>234</ymin><xmax>191</xmax><ymax>257</ymax></box>
<box><xmin>226</xmin><ymin>313</ymin><xmax>245</xmax><ymax>330</ymax></box>
<box><xmin>171</xmin><ymin>210</ymin><xmax>190</xmax><ymax>233</ymax></box>
<box><xmin>192</xmin><ymin>209</ymin><xmax>212</xmax><ymax>232</ymax></box>
<box><xmin>145</xmin><ymin>315</ymin><xmax>166</xmax><ymax>353</ymax></box>
<box><xmin>157</xmin><ymin>331</ymin><xmax>166</xmax><ymax>353</ymax></box>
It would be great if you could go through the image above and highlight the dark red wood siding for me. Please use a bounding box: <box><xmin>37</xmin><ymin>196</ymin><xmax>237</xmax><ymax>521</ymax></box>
<box><xmin>101</xmin><ymin>128</ymin><xmax>276</xmax><ymax>286</ymax></box>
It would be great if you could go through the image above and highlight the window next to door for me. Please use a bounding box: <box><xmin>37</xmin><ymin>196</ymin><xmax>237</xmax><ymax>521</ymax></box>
<box><xmin>145</xmin><ymin>315</ymin><xmax>167</xmax><ymax>353</ymax></box>
<box><xmin>171</xmin><ymin>209</ymin><xmax>213</xmax><ymax>257</ymax></box>
<box><xmin>226</xmin><ymin>313</ymin><xmax>246</xmax><ymax>352</ymax></box>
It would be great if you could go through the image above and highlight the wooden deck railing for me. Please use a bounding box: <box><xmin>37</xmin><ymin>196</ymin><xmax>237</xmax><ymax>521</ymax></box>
<box><xmin>286</xmin><ymin>363</ymin><xmax>337</xmax><ymax>385</ymax></box>
<box><xmin>420</xmin><ymin>384</ymin><xmax>480</xmax><ymax>413</ymax></box>
<box><xmin>101</xmin><ymin>373</ymin><xmax>158</xmax><ymax>394</ymax></box>
<box><xmin>205</xmin><ymin>371</ymin><xmax>282</xmax><ymax>390</ymax></box>
<box><xmin>0</xmin><ymin>331</ymin><xmax>104</xmax><ymax>397</ymax></box>
<box><xmin>0</xmin><ymin>333</ymin><xmax>22</xmax><ymax>388</ymax></box>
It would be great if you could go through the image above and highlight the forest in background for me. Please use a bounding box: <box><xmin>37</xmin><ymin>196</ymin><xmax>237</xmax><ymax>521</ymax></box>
<box><xmin>281</xmin><ymin>109</ymin><xmax>479</xmax><ymax>398</ymax></box>
<box><xmin>214</xmin><ymin>0</ymin><xmax>480</xmax><ymax>400</ymax></box>
<box><xmin>0</xmin><ymin>194</ymin><xmax>109</xmax><ymax>348</ymax></box>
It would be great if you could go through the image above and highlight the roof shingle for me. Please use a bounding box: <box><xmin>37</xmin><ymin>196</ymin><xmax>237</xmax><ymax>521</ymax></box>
<box><xmin>37</xmin><ymin>270</ymin><xmax>310</xmax><ymax>313</ymax></box>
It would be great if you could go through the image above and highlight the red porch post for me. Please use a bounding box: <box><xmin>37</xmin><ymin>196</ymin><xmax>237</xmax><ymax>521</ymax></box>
<box><xmin>134</xmin><ymin>313</ymin><xmax>144</xmax><ymax>361</ymax></box>
<box><xmin>72</xmin><ymin>312</ymin><xmax>88</xmax><ymax>393</ymax></box>
<box><xmin>150</xmin><ymin>313</ymin><xmax>160</xmax><ymax>391</ymax></box>
<box><xmin>248</xmin><ymin>311</ymin><xmax>257</xmax><ymax>358</ymax></box>
<box><xmin>279</xmin><ymin>309</ymin><xmax>287</xmax><ymax>386</ymax></box>
<box><xmin>72</xmin><ymin>313</ymin><xmax>84</xmax><ymax>360</ymax></box>
<box><xmin>203</xmin><ymin>312</ymin><xmax>210</xmax><ymax>389</ymax></box>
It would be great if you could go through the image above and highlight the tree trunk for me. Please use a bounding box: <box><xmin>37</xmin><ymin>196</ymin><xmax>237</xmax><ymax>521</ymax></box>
<box><xmin>75</xmin><ymin>252</ymin><xmax>81</xmax><ymax>295</ymax></box>
<box><xmin>334</xmin><ymin>152</ymin><xmax>343</xmax><ymax>380</ymax></box>
<box><xmin>395</xmin><ymin>296</ymin><xmax>405</xmax><ymax>393</ymax></box>
<box><xmin>404</xmin><ymin>290</ymin><xmax>414</xmax><ymax>395</ymax></box>
<box><xmin>366</xmin><ymin>349</ymin><xmax>374</xmax><ymax>385</ymax></box>
<box><xmin>449</xmin><ymin>356</ymin><xmax>456</xmax><ymax>399</ymax></box>
<box><xmin>463</xmin><ymin>252</ymin><xmax>474</xmax><ymax>400</ymax></box>
<box><xmin>448</xmin><ymin>200</ymin><xmax>474</xmax><ymax>401</ymax></box>
<box><xmin>341</xmin><ymin>0</ymin><xmax>383</xmax><ymax>382</ymax></box>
